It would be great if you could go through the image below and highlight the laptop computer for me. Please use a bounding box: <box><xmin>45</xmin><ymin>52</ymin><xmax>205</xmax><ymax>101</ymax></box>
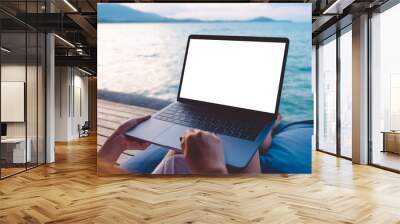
<box><xmin>126</xmin><ymin>34</ymin><xmax>289</xmax><ymax>169</ymax></box>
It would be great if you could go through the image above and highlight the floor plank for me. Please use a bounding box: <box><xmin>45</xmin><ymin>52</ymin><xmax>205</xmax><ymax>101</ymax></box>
<box><xmin>0</xmin><ymin>134</ymin><xmax>399</xmax><ymax>223</ymax></box>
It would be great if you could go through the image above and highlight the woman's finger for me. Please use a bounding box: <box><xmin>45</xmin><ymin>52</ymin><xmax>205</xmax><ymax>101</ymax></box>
<box><xmin>136</xmin><ymin>115</ymin><xmax>151</xmax><ymax>123</ymax></box>
<box><xmin>124</xmin><ymin>140</ymin><xmax>150</xmax><ymax>150</ymax></box>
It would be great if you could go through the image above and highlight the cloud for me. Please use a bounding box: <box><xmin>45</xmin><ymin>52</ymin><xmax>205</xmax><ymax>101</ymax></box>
<box><xmin>122</xmin><ymin>3</ymin><xmax>311</xmax><ymax>22</ymax></box>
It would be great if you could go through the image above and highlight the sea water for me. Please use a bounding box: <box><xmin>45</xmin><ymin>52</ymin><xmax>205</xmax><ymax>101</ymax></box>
<box><xmin>98</xmin><ymin>22</ymin><xmax>312</xmax><ymax>121</ymax></box>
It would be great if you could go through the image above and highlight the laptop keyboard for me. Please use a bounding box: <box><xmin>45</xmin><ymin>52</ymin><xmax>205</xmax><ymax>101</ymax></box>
<box><xmin>154</xmin><ymin>103</ymin><xmax>265</xmax><ymax>140</ymax></box>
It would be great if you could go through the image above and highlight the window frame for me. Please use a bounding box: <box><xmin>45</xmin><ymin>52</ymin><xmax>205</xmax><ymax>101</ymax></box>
<box><xmin>315</xmin><ymin>22</ymin><xmax>353</xmax><ymax>160</ymax></box>
<box><xmin>368</xmin><ymin>0</ymin><xmax>400</xmax><ymax>173</ymax></box>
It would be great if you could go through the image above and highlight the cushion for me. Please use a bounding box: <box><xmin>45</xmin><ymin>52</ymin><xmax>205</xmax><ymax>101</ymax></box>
<box><xmin>120</xmin><ymin>144</ymin><xmax>168</xmax><ymax>173</ymax></box>
<box><xmin>260</xmin><ymin>120</ymin><xmax>313</xmax><ymax>173</ymax></box>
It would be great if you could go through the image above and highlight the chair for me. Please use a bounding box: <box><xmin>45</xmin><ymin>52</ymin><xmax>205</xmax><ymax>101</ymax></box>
<box><xmin>79</xmin><ymin>121</ymin><xmax>90</xmax><ymax>138</ymax></box>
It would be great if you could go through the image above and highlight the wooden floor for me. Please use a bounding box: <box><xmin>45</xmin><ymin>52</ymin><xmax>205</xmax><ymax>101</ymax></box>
<box><xmin>1</xmin><ymin>167</ymin><xmax>26</xmax><ymax>178</ymax></box>
<box><xmin>0</xmin><ymin>100</ymin><xmax>400</xmax><ymax>223</ymax></box>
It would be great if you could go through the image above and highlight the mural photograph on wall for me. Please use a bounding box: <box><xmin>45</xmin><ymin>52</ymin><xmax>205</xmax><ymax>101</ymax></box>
<box><xmin>97</xmin><ymin>3</ymin><xmax>313</xmax><ymax>175</ymax></box>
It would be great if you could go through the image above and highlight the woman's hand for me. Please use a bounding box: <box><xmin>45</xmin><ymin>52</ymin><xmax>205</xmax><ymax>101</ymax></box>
<box><xmin>181</xmin><ymin>129</ymin><xmax>227</xmax><ymax>174</ymax></box>
<box><xmin>97</xmin><ymin>115</ymin><xmax>151</xmax><ymax>174</ymax></box>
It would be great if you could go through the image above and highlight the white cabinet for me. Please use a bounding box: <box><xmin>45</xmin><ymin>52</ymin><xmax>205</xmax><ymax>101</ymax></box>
<box><xmin>1</xmin><ymin>138</ymin><xmax>32</xmax><ymax>163</ymax></box>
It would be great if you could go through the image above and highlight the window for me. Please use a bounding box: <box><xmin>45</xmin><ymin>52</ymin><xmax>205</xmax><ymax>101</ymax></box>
<box><xmin>317</xmin><ymin>36</ymin><xmax>337</xmax><ymax>154</ymax></box>
<box><xmin>339</xmin><ymin>28</ymin><xmax>352</xmax><ymax>158</ymax></box>
<box><xmin>317</xmin><ymin>26</ymin><xmax>353</xmax><ymax>159</ymax></box>
<box><xmin>370</xmin><ymin>3</ymin><xmax>400</xmax><ymax>171</ymax></box>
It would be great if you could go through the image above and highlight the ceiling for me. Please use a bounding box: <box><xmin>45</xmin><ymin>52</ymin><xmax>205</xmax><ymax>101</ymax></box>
<box><xmin>0</xmin><ymin>0</ymin><xmax>97</xmax><ymax>74</ymax></box>
<box><xmin>311</xmin><ymin>0</ymin><xmax>390</xmax><ymax>43</ymax></box>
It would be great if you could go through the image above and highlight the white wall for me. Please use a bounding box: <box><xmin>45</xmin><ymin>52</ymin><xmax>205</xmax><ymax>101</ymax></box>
<box><xmin>55</xmin><ymin>66</ymin><xmax>70</xmax><ymax>141</ymax></box>
<box><xmin>55</xmin><ymin>67</ymin><xmax>89</xmax><ymax>141</ymax></box>
<box><xmin>73</xmin><ymin>73</ymin><xmax>89</xmax><ymax>137</ymax></box>
<box><xmin>1</xmin><ymin>65</ymin><xmax>25</xmax><ymax>143</ymax></box>
<box><xmin>1</xmin><ymin>65</ymin><xmax>26</xmax><ymax>141</ymax></box>
<box><xmin>1</xmin><ymin>65</ymin><xmax>38</xmax><ymax>138</ymax></box>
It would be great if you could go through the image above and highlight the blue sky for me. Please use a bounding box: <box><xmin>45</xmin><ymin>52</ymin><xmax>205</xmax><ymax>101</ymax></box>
<box><xmin>122</xmin><ymin>3</ymin><xmax>311</xmax><ymax>22</ymax></box>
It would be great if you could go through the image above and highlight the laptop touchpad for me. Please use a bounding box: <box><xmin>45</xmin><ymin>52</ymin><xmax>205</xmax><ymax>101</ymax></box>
<box><xmin>156</xmin><ymin>125</ymin><xmax>187</xmax><ymax>150</ymax></box>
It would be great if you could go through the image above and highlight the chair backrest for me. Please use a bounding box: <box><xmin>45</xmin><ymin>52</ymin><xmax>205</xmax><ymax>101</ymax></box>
<box><xmin>82</xmin><ymin>121</ymin><xmax>90</xmax><ymax>129</ymax></box>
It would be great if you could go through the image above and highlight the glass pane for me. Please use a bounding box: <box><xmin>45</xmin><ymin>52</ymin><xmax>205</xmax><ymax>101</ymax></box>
<box><xmin>371</xmin><ymin>4</ymin><xmax>400</xmax><ymax>171</ymax></box>
<box><xmin>38</xmin><ymin>33</ymin><xmax>45</xmax><ymax>165</ymax></box>
<box><xmin>318</xmin><ymin>37</ymin><xmax>337</xmax><ymax>154</ymax></box>
<box><xmin>27</xmin><ymin>30</ymin><xmax>38</xmax><ymax>169</ymax></box>
<box><xmin>1</xmin><ymin>30</ymin><xmax>27</xmax><ymax>177</ymax></box>
<box><xmin>340</xmin><ymin>30</ymin><xmax>352</xmax><ymax>158</ymax></box>
<box><xmin>26</xmin><ymin>0</ymin><xmax>38</xmax><ymax>169</ymax></box>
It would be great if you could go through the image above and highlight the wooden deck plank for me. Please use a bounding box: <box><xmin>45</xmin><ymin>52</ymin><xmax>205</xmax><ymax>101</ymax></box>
<box><xmin>97</xmin><ymin>113</ymin><xmax>130</xmax><ymax>124</ymax></box>
<box><xmin>97</xmin><ymin>135</ymin><xmax>107</xmax><ymax>148</ymax></box>
<box><xmin>97</xmin><ymin>107</ymin><xmax>141</xmax><ymax>119</ymax></box>
<box><xmin>97</xmin><ymin>127</ymin><xmax>114</xmax><ymax>139</ymax></box>
<box><xmin>97</xmin><ymin>118</ymin><xmax>121</xmax><ymax>130</ymax></box>
<box><xmin>98</xmin><ymin>99</ymin><xmax>156</xmax><ymax>114</ymax></box>
<box><xmin>98</xmin><ymin>100</ymin><xmax>155</xmax><ymax>115</ymax></box>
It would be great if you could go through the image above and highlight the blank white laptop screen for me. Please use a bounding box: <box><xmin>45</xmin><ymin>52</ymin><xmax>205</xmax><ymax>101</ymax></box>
<box><xmin>179</xmin><ymin>38</ymin><xmax>286</xmax><ymax>113</ymax></box>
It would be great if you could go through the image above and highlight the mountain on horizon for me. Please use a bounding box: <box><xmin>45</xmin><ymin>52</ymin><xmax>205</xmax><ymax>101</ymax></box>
<box><xmin>98</xmin><ymin>4</ymin><xmax>292</xmax><ymax>23</ymax></box>
<box><xmin>98</xmin><ymin>4</ymin><xmax>172</xmax><ymax>23</ymax></box>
